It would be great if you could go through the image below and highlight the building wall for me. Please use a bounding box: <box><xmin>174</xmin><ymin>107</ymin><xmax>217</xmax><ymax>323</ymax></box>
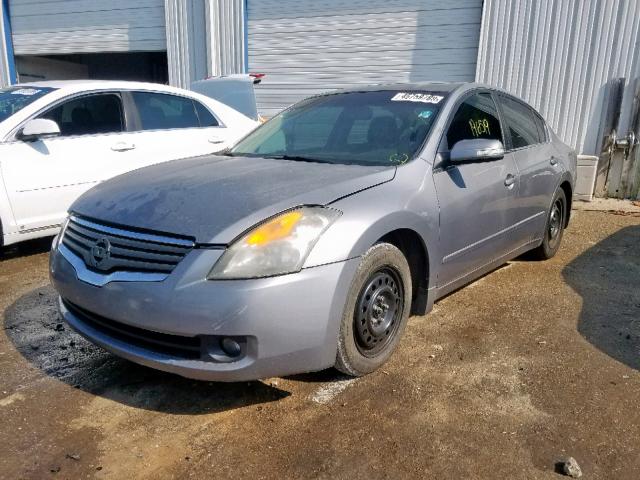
<box><xmin>8</xmin><ymin>0</ymin><xmax>167</xmax><ymax>55</ymax></box>
<box><xmin>1</xmin><ymin>0</ymin><xmax>16</xmax><ymax>86</ymax></box>
<box><xmin>476</xmin><ymin>0</ymin><xmax>640</xmax><ymax>157</ymax></box>
<box><xmin>247</xmin><ymin>0</ymin><xmax>483</xmax><ymax>117</ymax></box>
<box><xmin>165</xmin><ymin>0</ymin><xmax>245</xmax><ymax>89</ymax></box>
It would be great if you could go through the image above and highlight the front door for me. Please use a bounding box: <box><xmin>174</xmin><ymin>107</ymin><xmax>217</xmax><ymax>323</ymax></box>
<box><xmin>433</xmin><ymin>91</ymin><xmax>520</xmax><ymax>287</ymax></box>
<box><xmin>0</xmin><ymin>92</ymin><xmax>129</xmax><ymax>232</ymax></box>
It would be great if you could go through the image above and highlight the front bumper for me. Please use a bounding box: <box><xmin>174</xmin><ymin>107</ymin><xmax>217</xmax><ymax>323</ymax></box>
<box><xmin>50</xmin><ymin>241</ymin><xmax>359</xmax><ymax>381</ymax></box>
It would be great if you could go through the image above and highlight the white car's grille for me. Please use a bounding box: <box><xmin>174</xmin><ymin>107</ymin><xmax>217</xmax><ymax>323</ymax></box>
<box><xmin>61</xmin><ymin>216</ymin><xmax>195</xmax><ymax>275</ymax></box>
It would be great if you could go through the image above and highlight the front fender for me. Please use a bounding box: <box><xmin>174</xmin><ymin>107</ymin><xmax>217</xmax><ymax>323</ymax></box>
<box><xmin>304</xmin><ymin>176</ymin><xmax>441</xmax><ymax>292</ymax></box>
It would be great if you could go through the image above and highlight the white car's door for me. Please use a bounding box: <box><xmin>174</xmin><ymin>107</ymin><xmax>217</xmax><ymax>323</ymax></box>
<box><xmin>121</xmin><ymin>91</ymin><xmax>252</xmax><ymax>166</ymax></box>
<box><xmin>0</xmin><ymin>92</ymin><xmax>130</xmax><ymax>232</ymax></box>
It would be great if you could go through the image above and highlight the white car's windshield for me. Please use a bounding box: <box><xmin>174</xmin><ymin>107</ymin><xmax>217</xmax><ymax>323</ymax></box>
<box><xmin>0</xmin><ymin>86</ymin><xmax>56</xmax><ymax>123</ymax></box>
<box><xmin>230</xmin><ymin>90</ymin><xmax>447</xmax><ymax>166</ymax></box>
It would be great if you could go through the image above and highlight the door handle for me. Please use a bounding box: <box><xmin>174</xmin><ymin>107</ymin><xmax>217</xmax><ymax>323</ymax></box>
<box><xmin>504</xmin><ymin>173</ymin><xmax>516</xmax><ymax>187</ymax></box>
<box><xmin>208</xmin><ymin>137</ymin><xmax>224</xmax><ymax>144</ymax></box>
<box><xmin>549</xmin><ymin>156</ymin><xmax>558</xmax><ymax>166</ymax></box>
<box><xmin>111</xmin><ymin>142</ymin><xmax>136</xmax><ymax>152</ymax></box>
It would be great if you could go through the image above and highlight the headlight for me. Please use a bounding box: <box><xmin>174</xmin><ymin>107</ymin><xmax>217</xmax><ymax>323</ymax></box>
<box><xmin>208</xmin><ymin>206</ymin><xmax>341</xmax><ymax>279</ymax></box>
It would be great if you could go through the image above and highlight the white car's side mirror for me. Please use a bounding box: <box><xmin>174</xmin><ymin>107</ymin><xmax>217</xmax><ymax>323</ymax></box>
<box><xmin>19</xmin><ymin>118</ymin><xmax>61</xmax><ymax>142</ymax></box>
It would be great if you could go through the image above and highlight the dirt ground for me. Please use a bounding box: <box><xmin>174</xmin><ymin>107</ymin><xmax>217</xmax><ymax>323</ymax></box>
<box><xmin>1</xmin><ymin>209</ymin><xmax>638</xmax><ymax>480</ymax></box>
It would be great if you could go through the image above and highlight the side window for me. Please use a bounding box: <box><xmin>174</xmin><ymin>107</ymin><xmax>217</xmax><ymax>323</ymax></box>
<box><xmin>446</xmin><ymin>92</ymin><xmax>502</xmax><ymax>149</ymax></box>
<box><xmin>499</xmin><ymin>96</ymin><xmax>542</xmax><ymax>149</ymax></box>
<box><xmin>194</xmin><ymin>101</ymin><xmax>220</xmax><ymax>127</ymax></box>
<box><xmin>39</xmin><ymin>94</ymin><xmax>124</xmax><ymax>137</ymax></box>
<box><xmin>534</xmin><ymin>114</ymin><xmax>548</xmax><ymax>143</ymax></box>
<box><xmin>132</xmin><ymin>92</ymin><xmax>200</xmax><ymax>130</ymax></box>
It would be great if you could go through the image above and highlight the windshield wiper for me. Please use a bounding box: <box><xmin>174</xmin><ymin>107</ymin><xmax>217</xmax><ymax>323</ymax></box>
<box><xmin>265</xmin><ymin>155</ymin><xmax>335</xmax><ymax>164</ymax></box>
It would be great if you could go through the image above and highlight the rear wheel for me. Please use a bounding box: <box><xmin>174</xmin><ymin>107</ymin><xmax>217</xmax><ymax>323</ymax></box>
<box><xmin>335</xmin><ymin>243</ymin><xmax>412</xmax><ymax>376</ymax></box>
<box><xmin>532</xmin><ymin>188</ymin><xmax>566</xmax><ymax>260</ymax></box>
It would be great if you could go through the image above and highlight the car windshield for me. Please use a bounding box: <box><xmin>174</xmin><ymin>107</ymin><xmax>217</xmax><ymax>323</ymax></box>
<box><xmin>230</xmin><ymin>90</ymin><xmax>447</xmax><ymax>166</ymax></box>
<box><xmin>0</xmin><ymin>86</ymin><xmax>56</xmax><ymax>123</ymax></box>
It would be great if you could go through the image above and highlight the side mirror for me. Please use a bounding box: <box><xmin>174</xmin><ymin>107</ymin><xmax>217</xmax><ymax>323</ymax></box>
<box><xmin>450</xmin><ymin>138</ymin><xmax>505</xmax><ymax>163</ymax></box>
<box><xmin>19</xmin><ymin>119</ymin><xmax>61</xmax><ymax>142</ymax></box>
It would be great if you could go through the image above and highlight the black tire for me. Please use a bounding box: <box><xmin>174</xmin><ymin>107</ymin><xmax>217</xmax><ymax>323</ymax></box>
<box><xmin>532</xmin><ymin>187</ymin><xmax>567</xmax><ymax>260</ymax></box>
<box><xmin>335</xmin><ymin>243</ymin><xmax>412</xmax><ymax>376</ymax></box>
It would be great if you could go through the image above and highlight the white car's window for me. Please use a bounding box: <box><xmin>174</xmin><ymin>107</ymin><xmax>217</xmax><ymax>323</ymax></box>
<box><xmin>132</xmin><ymin>92</ymin><xmax>217</xmax><ymax>130</ymax></box>
<box><xmin>194</xmin><ymin>100</ymin><xmax>220</xmax><ymax>127</ymax></box>
<box><xmin>38</xmin><ymin>93</ymin><xmax>124</xmax><ymax>137</ymax></box>
<box><xmin>0</xmin><ymin>86</ymin><xmax>56</xmax><ymax>122</ymax></box>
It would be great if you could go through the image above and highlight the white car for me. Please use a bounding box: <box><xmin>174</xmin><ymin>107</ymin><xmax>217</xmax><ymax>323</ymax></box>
<box><xmin>0</xmin><ymin>80</ymin><xmax>259</xmax><ymax>247</ymax></box>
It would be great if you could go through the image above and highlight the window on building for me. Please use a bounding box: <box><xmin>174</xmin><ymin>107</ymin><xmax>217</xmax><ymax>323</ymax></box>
<box><xmin>446</xmin><ymin>92</ymin><xmax>502</xmax><ymax>149</ymax></box>
<box><xmin>132</xmin><ymin>92</ymin><xmax>201</xmax><ymax>130</ymax></box>
<box><xmin>39</xmin><ymin>93</ymin><xmax>124</xmax><ymax>137</ymax></box>
<box><xmin>499</xmin><ymin>96</ymin><xmax>542</xmax><ymax>149</ymax></box>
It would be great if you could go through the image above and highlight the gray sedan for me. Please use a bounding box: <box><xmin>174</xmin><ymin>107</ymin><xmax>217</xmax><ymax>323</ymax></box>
<box><xmin>49</xmin><ymin>82</ymin><xmax>577</xmax><ymax>381</ymax></box>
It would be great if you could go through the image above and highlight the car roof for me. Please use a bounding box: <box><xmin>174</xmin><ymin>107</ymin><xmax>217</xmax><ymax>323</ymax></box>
<box><xmin>11</xmin><ymin>79</ymin><xmax>187</xmax><ymax>94</ymax></box>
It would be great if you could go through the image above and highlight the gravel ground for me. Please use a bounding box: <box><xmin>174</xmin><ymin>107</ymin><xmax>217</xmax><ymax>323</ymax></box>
<box><xmin>0</xmin><ymin>209</ymin><xmax>638</xmax><ymax>479</ymax></box>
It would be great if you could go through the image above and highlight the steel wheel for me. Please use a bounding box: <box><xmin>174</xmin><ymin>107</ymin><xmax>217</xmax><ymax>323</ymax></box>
<box><xmin>531</xmin><ymin>187</ymin><xmax>567</xmax><ymax>260</ymax></box>
<box><xmin>335</xmin><ymin>243</ymin><xmax>412</xmax><ymax>376</ymax></box>
<box><xmin>547</xmin><ymin>197</ymin><xmax>564</xmax><ymax>249</ymax></box>
<box><xmin>354</xmin><ymin>267</ymin><xmax>404</xmax><ymax>357</ymax></box>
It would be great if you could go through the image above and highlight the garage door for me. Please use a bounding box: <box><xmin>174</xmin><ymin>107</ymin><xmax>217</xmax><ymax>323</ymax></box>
<box><xmin>8</xmin><ymin>0</ymin><xmax>166</xmax><ymax>55</ymax></box>
<box><xmin>247</xmin><ymin>0</ymin><xmax>483</xmax><ymax>117</ymax></box>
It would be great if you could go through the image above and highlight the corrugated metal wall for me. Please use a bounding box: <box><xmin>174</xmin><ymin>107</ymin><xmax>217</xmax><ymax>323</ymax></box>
<box><xmin>0</xmin><ymin>1</ymin><xmax>14</xmax><ymax>87</ymax></box>
<box><xmin>205</xmin><ymin>0</ymin><xmax>245</xmax><ymax>77</ymax></box>
<box><xmin>247</xmin><ymin>0</ymin><xmax>483</xmax><ymax>117</ymax></box>
<box><xmin>166</xmin><ymin>0</ymin><xmax>245</xmax><ymax>89</ymax></box>
<box><xmin>8</xmin><ymin>0</ymin><xmax>167</xmax><ymax>55</ymax></box>
<box><xmin>476</xmin><ymin>0</ymin><xmax>640</xmax><ymax>156</ymax></box>
<box><xmin>165</xmin><ymin>0</ymin><xmax>207</xmax><ymax>89</ymax></box>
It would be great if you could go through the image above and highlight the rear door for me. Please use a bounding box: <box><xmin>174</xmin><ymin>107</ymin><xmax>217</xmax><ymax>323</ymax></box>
<box><xmin>0</xmin><ymin>92</ymin><xmax>128</xmax><ymax>232</ymax></box>
<box><xmin>121</xmin><ymin>91</ymin><xmax>234</xmax><ymax>168</ymax></box>
<box><xmin>433</xmin><ymin>91</ymin><xmax>520</xmax><ymax>287</ymax></box>
<box><xmin>497</xmin><ymin>94</ymin><xmax>558</xmax><ymax>243</ymax></box>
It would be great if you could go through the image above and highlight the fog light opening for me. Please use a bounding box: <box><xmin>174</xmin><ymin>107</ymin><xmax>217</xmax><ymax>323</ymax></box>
<box><xmin>221</xmin><ymin>337</ymin><xmax>242</xmax><ymax>357</ymax></box>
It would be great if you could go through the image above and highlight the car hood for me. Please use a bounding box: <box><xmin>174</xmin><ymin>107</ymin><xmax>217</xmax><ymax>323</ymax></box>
<box><xmin>71</xmin><ymin>155</ymin><xmax>396</xmax><ymax>244</ymax></box>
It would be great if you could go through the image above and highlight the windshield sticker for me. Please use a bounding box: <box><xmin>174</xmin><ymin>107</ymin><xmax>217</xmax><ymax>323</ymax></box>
<box><xmin>418</xmin><ymin>110</ymin><xmax>433</xmax><ymax>119</ymax></box>
<box><xmin>391</xmin><ymin>92</ymin><xmax>444</xmax><ymax>104</ymax></box>
<box><xmin>11</xmin><ymin>88</ymin><xmax>42</xmax><ymax>96</ymax></box>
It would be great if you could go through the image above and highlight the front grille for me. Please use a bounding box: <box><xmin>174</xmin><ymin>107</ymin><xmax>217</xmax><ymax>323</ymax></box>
<box><xmin>63</xmin><ymin>299</ymin><xmax>202</xmax><ymax>360</ymax></box>
<box><xmin>61</xmin><ymin>215</ymin><xmax>195</xmax><ymax>275</ymax></box>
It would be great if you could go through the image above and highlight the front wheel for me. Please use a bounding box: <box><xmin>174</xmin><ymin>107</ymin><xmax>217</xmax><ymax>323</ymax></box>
<box><xmin>335</xmin><ymin>243</ymin><xmax>412</xmax><ymax>376</ymax></box>
<box><xmin>532</xmin><ymin>188</ymin><xmax>567</xmax><ymax>260</ymax></box>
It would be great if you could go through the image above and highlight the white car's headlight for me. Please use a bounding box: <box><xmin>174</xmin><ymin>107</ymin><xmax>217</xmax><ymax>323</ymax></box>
<box><xmin>208</xmin><ymin>207</ymin><xmax>341</xmax><ymax>279</ymax></box>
